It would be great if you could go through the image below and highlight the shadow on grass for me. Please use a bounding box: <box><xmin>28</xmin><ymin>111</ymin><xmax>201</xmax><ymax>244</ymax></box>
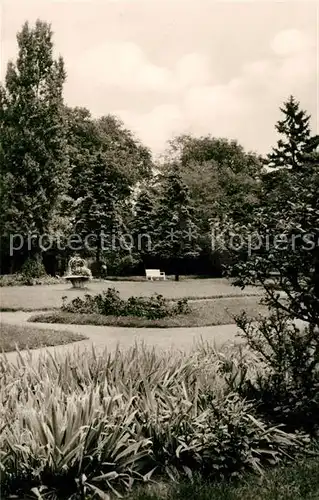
<box><xmin>127</xmin><ymin>455</ymin><xmax>319</xmax><ymax>500</ymax></box>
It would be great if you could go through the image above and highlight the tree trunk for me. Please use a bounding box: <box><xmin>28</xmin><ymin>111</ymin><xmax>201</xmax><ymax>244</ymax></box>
<box><xmin>174</xmin><ymin>258</ymin><xmax>180</xmax><ymax>281</ymax></box>
<box><xmin>9</xmin><ymin>257</ymin><xmax>14</xmax><ymax>274</ymax></box>
<box><xmin>96</xmin><ymin>247</ymin><xmax>101</xmax><ymax>265</ymax></box>
<box><xmin>314</xmin><ymin>255</ymin><xmax>319</xmax><ymax>300</ymax></box>
<box><xmin>30</xmin><ymin>248</ymin><xmax>43</xmax><ymax>264</ymax></box>
<box><xmin>96</xmin><ymin>233</ymin><xmax>102</xmax><ymax>276</ymax></box>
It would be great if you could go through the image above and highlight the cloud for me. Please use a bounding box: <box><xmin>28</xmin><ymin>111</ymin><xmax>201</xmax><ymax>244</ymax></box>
<box><xmin>73</xmin><ymin>41</ymin><xmax>173</xmax><ymax>91</ymax></box>
<box><xmin>175</xmin><ymin>53</ymin><xmax>212</xmax><ymax>87</ymax></box>
<box><xmin>271</xmin><ymin>28</ymin><xmax>313</xmax><ymax>56</ymax></box>
<box><xmin>115</xmin><ymin>104</ymin><xmax>185</xmax><ymax>154</ymax></box>
<box><xmin>3</xmin><ymin>18</ymin><xmax>315</xmax><ymax>157</ymax></box>
<box><xmin>113</xmin><ymin>29</ymin><xmax>317</xmax><ymax>154</ymax></box>
<box><xmin>74</xmin><ymin>42</ymin><xmax>213</xmax><ymax>93</ymax></box>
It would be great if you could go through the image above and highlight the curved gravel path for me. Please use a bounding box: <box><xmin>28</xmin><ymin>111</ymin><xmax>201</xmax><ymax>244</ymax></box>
<box><xmin>1</xmin><ymin>310</ymin><xmax>242</xmax><ymax>363</ymax></box>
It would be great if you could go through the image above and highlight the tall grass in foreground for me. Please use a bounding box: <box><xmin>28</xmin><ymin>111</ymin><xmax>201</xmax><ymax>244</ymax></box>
<box><xmin>0</xmin><ymin>343</ymin><xmax>308</xmax><ymax>499</ymax></box>
<box><xmin>128</xmin><ymin>454</ymin><xmax>319</xmax><ymax>500</ymax></box>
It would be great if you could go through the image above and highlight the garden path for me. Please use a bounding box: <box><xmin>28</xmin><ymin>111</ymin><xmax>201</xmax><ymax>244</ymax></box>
<box><xmin>0</xmin><ymin>310</ymin><xmax>242</xmax><ymax>364</ymax></box>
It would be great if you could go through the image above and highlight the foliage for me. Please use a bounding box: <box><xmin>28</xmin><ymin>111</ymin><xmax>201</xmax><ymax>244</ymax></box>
<box><xmin>64</xmin><ymin>106</ymin><xmax>104</xmax><ymax>202</ymax></box>
<box><xmin>128</xmin><ymin>454</ymin><xmax>319</xmax><ymax>500</ymax></box>
<box><xmin>65</xmin><ymin>109</ymin><xmax>153</xmax><ymax>270</ymax></box>
<box><xmin>95</xmin><ymin>114</ymin><xmax>153</xmax><ymax>184</ymax></box>
<box><xmin>153</xmin><ymin>168</ymin><xmax>201</xmax><ymax>280</ymax></box>
<box><xmin>166</xmin><ymin>135</ymin><xmax>263</xmax><ymax>227</ymax></box>
<box><xmin>234</xmin><ymin>311</ymin><xmax>319</xmax><ymax>435</ymax></box>
<box><xmin>224</xmin><ymin>164</ymin><xmax>319</xmax><ymax>327</ymax></box>
<box><xmin>31</xmin><ymin>295</ymin><xmax>266</xmax><ymax>329</ymax></box>
<box><xmin>222</xmin><ymin>159</ymin><xmax>319</xmax><ymax>435</ymax></box>
<box><xmin>73</xmin><ymin>149</ymin><xmax>131</xmax><ymax>263</ymax></box>
<box><xmin>0</xmin><ymin>21</ymin><xmax>154</xmax><ymax>275</ymax></box>
<box><xmin>67</xmin><ymin>255</ymin><xmax>92</xmax><ymax>278</ymax></box>
<box><xmin>161</xmin><ymin>135</ymin><xmax>263</xmax><ymax>277</ymax></box>
<box><xmin>0</xmin><ymin>258</ymin><xmax>49</xmax><ymax>286</ymax></box>
<box><xmin>266</xmin><ymin>95</ymin><xmax>319</xmax><ymax>172</ymax></box>
<box><xmin>0</xmin><ymin>20</ymin><xmax>68</xmax><ymax>255</ymax></box>
<box><xmin>0</xmin><ymin>344</ymin><xmax>306</xmax><ymax>499</ymax></box>
<box><xmin>219</xmin><ymin>101</ymin><xmax>319</xmax><ymax>436</ymax></box>
<box><xmin>103</xmin><ymin>253</ymin><xmax>139</xmax><ymax>276</ymax></box>
<box><xmin>66</xmin><ymin>110</ymin><xmax>153</xmax><ymax>202</ymax></box>
<box><xmin>61</xmin><ymin>288</ymin><xmax>190</xmax><ymax>320</ymax></box>
<box><xmin>131</xmin><ymin>190</ymin><xmax>156</xmax><ymax>261</ymax></box>
<box><xmin>0</xmin><ymin>274</ymin><xmax>62</xmax><ymax>287</ymax></box>
<box><xmin>20</xmin><ymin>257</ymin><xmax>47</xmax><ymax>279</ymax></box>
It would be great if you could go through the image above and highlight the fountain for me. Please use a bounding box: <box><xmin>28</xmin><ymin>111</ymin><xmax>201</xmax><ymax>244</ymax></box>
<box><xmin>64</xmin><ymin>255</ymin><xmax>92</xmax><ymax>289</ymax></box>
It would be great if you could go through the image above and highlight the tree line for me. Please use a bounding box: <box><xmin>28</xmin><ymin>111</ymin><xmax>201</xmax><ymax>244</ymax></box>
<box><xmin>1</xmin><ymin>20</ymin><xmax>318</xmax><ymax>280</ymax></box>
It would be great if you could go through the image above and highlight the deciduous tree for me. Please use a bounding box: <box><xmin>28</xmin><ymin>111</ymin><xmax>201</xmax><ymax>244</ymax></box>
<box><xmin>166</xmin><ymin>135</ymin><xmax>263</xmax><ymax>228</ymax></box>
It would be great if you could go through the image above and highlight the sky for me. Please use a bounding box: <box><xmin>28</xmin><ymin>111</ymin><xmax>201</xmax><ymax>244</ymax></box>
<box><xmin>1</xmin><ymin>0</ymin><xmax>318</xmax><ymax>158</ymax></box>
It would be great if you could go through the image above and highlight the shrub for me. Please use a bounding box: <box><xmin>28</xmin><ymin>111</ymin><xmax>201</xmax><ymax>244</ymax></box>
<box><xmin>175</xmin><ymin>298</ymin><xmax>190</xmax><ymax>315</ymax></box>
<box><xmin>20</xmin><ymin>258</ymin><xmax>47</xmax><ymax>280</ymax></box>
<box><xmin>0</xmin><ymin>345</ymin><xmax>306</xmax><ymax>499</ymax></box>
<box><xmin>232</xmin><ymin>311</ymin><xmax>319</xmax><ymax>435</ymax></box>
<box><xmin>0</xmin><ymin>259</ymin><xmax>50</xmax><ymax>286</ymax></box>
<box><xmin>61</xmin><ymin>288</ymin><xmax>189</xmax><ymax>320</ymax></box>
<box><xmin>94</xmin><ymin>287</ymin><xmax>124</xmax><ymax>315</ymax></box>
<box><xmin>0</xmin><ymin>274</ymin><xmax>23</xmax><ymax>286</ymax></box>
<box><xmin>104</xmin><ymin>254</ymin><xmax>139</xmax><ymax>276</ymax></box>
<box><xmin>125</xmin><ymin>294</ymin><xmax>172</xmax><ymax>319</ymax></box>
<box><xmin>0</xmin><ymin>274</ymin><xmax>62</xmax><ymax>287</ymax></box>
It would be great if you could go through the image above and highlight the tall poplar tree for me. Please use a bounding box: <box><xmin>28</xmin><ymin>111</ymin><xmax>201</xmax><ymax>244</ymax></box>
<box><xmin>0</xmin><ymin>20</ymin><xmax>67</xmax><ymax>266</ymax></box>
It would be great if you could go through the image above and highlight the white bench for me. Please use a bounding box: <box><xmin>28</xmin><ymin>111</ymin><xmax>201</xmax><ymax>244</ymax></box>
<box><xmin>145</xmin><ymin>269</ymin><xmax>166</xmax><ymax>281</ymax></box>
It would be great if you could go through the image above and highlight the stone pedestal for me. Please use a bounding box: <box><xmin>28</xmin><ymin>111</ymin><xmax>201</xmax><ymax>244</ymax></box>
<box><xmin>65</xmin><ymin>276</ymin><xmax>90</xmax><ymax>289</ymax></box>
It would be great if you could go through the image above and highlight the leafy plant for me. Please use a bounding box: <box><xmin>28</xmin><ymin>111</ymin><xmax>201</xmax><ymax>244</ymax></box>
<box><xmin>0</xmin><ymin>20</ymin><xmax>68</xmax><ymax>264</ymax></box>
<box><xmin>61</xmin><ymin>288</ymin><xmax>190</xmax><ymax>320</ymax></box>
<box><xmin>17</xmin><ymin>258</ymin><xmax>48</xmax><ymax>285</ymax></box>
<box><xmin>152</xmin><ymin>168</ymin><xmax>201</xmax><ymax>282</ymax></box>
<box><xmin>0</xmin><ymin>273</ymin><xmax>62</xmax><ymax>287</ymax></box>
<box><xmin>0</xmin><ymin>344</ymin><xmax>306</xmax><ymax>499</ymax></box>
<box><xmin>231</xmin><ymin>311</ymin><xmax>319</xmax><ymax>435</ymax></box>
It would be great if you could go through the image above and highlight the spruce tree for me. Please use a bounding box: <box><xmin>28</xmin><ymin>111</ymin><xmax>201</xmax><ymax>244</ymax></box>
<box><xmin>132</xmin><ymin>190</ymin><xmax>155</xmax><ymax>265</ymax></box>
<box><xmin>153</xmin><ymin>168</ymin><xmax>200</xmax><ymax>281</ymax></box>
<box><xmin>74</xmin><ymin>150</ymin><xmax>131</xmax><ymax>271</ymax></box>
<box><xmin>266</xmin><ymin>95</ymin><xmax>319</xmax><ymax>171</ymax></box>
<box><xmin>0</xmin><ymin>20</ymin><xmax>67</xmax><ymax>265</ymax></box>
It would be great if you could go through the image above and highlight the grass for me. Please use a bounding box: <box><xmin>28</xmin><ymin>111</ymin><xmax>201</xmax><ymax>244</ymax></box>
<box><xmin>0</xmin><ymin>293</ymin><xmax>261</xmax><ymax>313</ymax></box>
<box><xmin>29</xmin><ymin>296</ymin><xmax>267</xmax><ymax>327</ymax></box>
<box><xmin>0</xmin><ymin>278</ymin><xmax>262</xmax><ymax>311</ymax></box>
<box><xmin>1</xmin><ymin>306</ymin><xmax>59</xmax><ymax>312</ymax></box>
<box><xmin>0</xmin><ymin>323</ymin><xmax>87</xmax><ymax>352</ymax></box>
<box><xmin>127</xmin><ymin>455</ymin><xmax>319</xmax><ymax>500</ymax></box>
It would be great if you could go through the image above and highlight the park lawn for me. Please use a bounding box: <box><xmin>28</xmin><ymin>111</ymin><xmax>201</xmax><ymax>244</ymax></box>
<box><xmin>29</xmin><ymin>296</ymin><xmax>267</xmax><ymax>328</ymax></box>
<box><xmin>0</xmin><ymin>323</ymin><xmax>87</xmax><ymax>353</ymax></box>
<box><xmin>0</xmin><ymin>278</ymin><xmax>262</xmax><ymax>311</ymax></box>
<box><xmin>127</xmin><ymin>455</ymin><xmax>319</xmax><ymax>500</ymax></box>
